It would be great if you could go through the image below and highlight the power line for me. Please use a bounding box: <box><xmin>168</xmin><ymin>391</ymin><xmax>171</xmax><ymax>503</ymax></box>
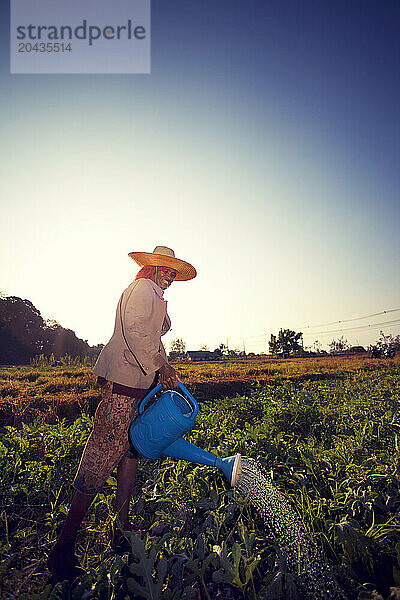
<box><xmin>240</xmin><ymin>308</ymin><xmax>400</xmax><ymax>341</ymax></box>
<box><xmin>302</xmin><ymin>318</ymin><xmax>400</xmax><ymax>337</ymax></box>
<box><xmin>211</xmin><ymin>308</ymin><xmax>400</xmax><ymax>349</ymax></box>
<box><xmin>296</xmin><ymin>308</ymin><xmax>400</xmax><ymax>330</ymax></box>
<box><xmin>250</xmin><ymin>318</ymin><xmax>400</xmax><ymax>344</ymax></box>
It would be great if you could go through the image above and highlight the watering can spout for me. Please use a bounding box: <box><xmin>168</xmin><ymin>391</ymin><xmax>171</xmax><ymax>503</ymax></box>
<box><xmin>215</xmin><ymin>454</ymin><xmax>242</xmax><ymax>488</ymax></box>
<box><xmin>162</xmin><ymin>438</ymin><xmax>242</xmax><ymax>487</ymax></box>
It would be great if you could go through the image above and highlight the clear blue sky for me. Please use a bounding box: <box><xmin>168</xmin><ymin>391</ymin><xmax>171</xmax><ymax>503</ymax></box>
<box><xmin>1</xmin><ymin>0</ymin><xmax>399</xmax><ymax>352</ymax></box>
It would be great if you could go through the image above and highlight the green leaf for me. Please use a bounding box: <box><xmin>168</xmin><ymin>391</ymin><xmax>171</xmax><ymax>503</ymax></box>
<box><xmin>126</xmin><ymin>532</ymin><xmax>170</xmax><ymax>600</ymax></box>
<box><xmin>394</xmin><ymin>566</ymin><xmax>400</xmax><ymax>587</ymax></box>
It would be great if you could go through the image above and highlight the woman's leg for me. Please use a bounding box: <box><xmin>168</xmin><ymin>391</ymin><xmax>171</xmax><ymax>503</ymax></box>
<box><xmin>114</xmin><ymin>454</ymin><xmax>138</xmax><ymax>529</ymax></box>
<box><xmin>48</xmin><ymin>379</ymin><xmax>154</xmax><ymax>578</ymax></box>
<box><xmin>47</xmin><ymin>490</ymin><xmax>95</xmax><ymax>580</ymax></box>
<box><xmin>55</xmin><ymin>490</ymin><xmax>96</xmax><ymax>548</ymax></box>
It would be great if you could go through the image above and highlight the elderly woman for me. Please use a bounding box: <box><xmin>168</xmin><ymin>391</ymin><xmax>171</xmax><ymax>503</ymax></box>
<box><xmin>47</xmin><ymin>246</ymin><xmax>196</xmax><ymax>583</ymax></box>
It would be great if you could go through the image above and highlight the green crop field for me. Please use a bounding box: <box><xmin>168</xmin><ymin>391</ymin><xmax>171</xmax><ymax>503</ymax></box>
<box><xmin>0</xmin><ymin>357</ymin><xmax>399</xmax><ymax>599</ymax></box>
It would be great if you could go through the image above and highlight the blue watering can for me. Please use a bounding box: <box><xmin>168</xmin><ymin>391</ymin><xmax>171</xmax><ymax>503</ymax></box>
<box><xmin>129</xmin><ymin>381</ymin><xmax>241</xmax><ymax>487</ymax></box>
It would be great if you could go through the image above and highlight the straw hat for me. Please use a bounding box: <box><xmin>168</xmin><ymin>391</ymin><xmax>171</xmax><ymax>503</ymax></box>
<box><xmin>128</xmin><ymin>246</ymin><xmax>197</xmax><ymax>281</ymax></box>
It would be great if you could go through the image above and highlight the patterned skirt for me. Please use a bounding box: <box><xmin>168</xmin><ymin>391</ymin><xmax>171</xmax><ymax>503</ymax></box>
<box><xmin>73</xmin><ymin>379</ymin><xmax>155</xmax><ymax>495</ymax></box>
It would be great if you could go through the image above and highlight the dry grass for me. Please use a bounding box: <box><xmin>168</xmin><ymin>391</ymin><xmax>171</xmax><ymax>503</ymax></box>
<box><xmin>0</xmin><ymin>355</ymin><xmax>398</xmax><ymax>426</ymax></box>
<box><xmin>176</xmin><ymin>354</ymin><xmax>399</xmax><ymax>382</ymax></box>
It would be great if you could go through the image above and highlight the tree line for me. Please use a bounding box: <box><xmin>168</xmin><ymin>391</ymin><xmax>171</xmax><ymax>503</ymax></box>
<box><xmin>169</xmin><ymin>329</ymin><xmax>399</xmax><ymax>360</ymax></box>
<box><xmin>0</xmin><ymin>295</ymin><xmax>103</xmax><ymax>364</ymax></box>
<box><xmin>1</xmin><ymin>292</ymin><xmax>397</xmax><ymax>365</ymax></box>
<box><xmin>269</xmin><ymin>328</ymin><xmax>399</xmax><ymax>357</ymax></box>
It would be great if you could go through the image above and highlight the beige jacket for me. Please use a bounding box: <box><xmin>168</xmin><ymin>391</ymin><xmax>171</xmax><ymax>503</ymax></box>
<box><xmin>93</xmin><ymin>278</ymin><xmax>171</xmax><ymax>388</ymax></box>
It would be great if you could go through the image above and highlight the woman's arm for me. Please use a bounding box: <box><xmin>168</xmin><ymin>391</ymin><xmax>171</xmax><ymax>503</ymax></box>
<box><xmin>158</xmin><ymin>338</ymin><xmax>178</xmax><ymax>389</ymax></box>
<box><xmin>122</xmin><ymin>281</ymin><xmax>167</xmax><ymax>375</ymax></box>
<box><xmin>122</xmin><ymin>281</ymin><xmax>178</xmax><ymax>388</ymax></box>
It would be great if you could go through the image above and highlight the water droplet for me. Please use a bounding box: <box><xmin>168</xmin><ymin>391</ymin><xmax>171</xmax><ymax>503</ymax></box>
<box><xmin>236</xmin><ymin>457</ymin><xmax>345</xmax><ymax>600</ymax></box>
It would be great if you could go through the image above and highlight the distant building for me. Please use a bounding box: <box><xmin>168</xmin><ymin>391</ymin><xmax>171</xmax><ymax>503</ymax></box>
<box><xmin>187</xmin><ymin>350</ymin><xmax>221</xmax><ymax>362</ymax></box>
<box><xmin>348</xmin><ymin>346</ymin><xmax>366</xmax><ymax>354</ymax></box>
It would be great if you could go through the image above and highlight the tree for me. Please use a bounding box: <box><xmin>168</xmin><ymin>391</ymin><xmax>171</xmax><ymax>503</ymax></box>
<box><xmin>329</xmin><ymin>336</ymin><xmax>350</xmax><ymax>353</ymax></box>
<box><xmin>269</xmin><ymin>329</ymin><xmax>303</xmax><ymax>356</ymax></box>
<box><xmin>200</xmin><ymin>344</ymin><xmax>209</xmax><ymax>351</ymax></box>
<box><xmin>213</xmin><ymin>343</ymin><xmax>228</xmax><ymax>358</ymax></box>
<box><xmin>0</xmin><ymin>294</ymin><xmax>98</xmax><ymax>364</ymax></box>
<box><xmin>169</xmin><ymin>338</ymin><xmax>186</xmax><ymax>359</ymax></box>
<box><xmin>376</xmin><ymin>330</ymin><xmax>400</xmax><ymax>351</ymax></box>
<box><xmin>0</xmin><ymin>296</ymin><xmax>48</xmax><ymax>361</ymax></box>
<box><xmin>370</xmin><ymin>331</ymin><xmax>400</xmax><ymax>357</ymax></box>
<box><xmin>170</xmin><ymin>338</ymin><xmax>186</xmax><ymax>354</ymax></box>
<box><xmin>228</xmin><ymin>348</ymin><xmax>242</xmax><ymax>357</ymax></box>
<box><xmin>45</xmin><ymin>318</ymin><xmax>60</xmax><ymax>329</ymax></box>
<box><xmin>312</xmin><ymin>340</ymin><xmax>322</xmax><ymax>354</ymax></box>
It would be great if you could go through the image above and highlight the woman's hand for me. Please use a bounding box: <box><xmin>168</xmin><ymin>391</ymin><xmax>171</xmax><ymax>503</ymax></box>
<box><xmin>158</xmin><ymin>363</ymin><xmax>179</xmax><ymax>390</ymax></box>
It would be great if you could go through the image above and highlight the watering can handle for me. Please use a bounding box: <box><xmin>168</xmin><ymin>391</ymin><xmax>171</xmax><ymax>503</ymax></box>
<box><xmin>138</xmin><ymin>381</ymin><xmax>199</xmax><ymax>417</ymax></box>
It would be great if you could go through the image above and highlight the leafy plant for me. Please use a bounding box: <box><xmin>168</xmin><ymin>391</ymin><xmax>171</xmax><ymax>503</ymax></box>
<box><xmin>0</xmin><ymin>358</ymin><xmax>399</xmax><ymax>598</ymax></box>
